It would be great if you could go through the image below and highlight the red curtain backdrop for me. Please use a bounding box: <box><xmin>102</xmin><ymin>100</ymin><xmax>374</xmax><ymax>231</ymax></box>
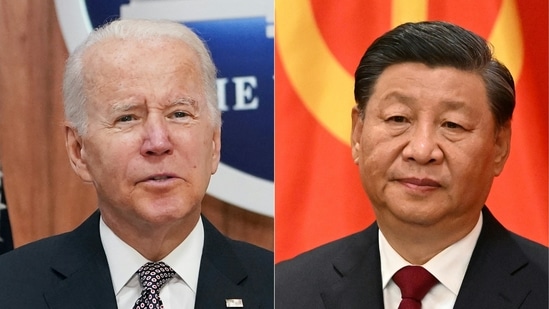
<box><xmin>275</xmin><ymin>0</ymin><xmax>548</xmax><ymax>263</ymax></box>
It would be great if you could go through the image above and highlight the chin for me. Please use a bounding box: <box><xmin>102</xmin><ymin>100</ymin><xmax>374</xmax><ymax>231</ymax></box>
<box><xmin>383</xmin><ymin>201</ymin><xmax>449</xmax><ymax>226</ymax></box>
<box><xmin>399</xmin><ymin>214</ymin><xmax>443</xmax><ymax>227</ymax></box>
<box><xmin>139</xmin><ymin>199</ymin><xmax>200</xmax><ymax>222</ymax></box>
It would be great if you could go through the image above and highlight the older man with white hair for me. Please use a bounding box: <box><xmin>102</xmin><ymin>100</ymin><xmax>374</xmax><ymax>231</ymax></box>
<box><xmin>0</xmin><ymin>19</ymin><xmax>273</xmax><ymax>309</ymax></box>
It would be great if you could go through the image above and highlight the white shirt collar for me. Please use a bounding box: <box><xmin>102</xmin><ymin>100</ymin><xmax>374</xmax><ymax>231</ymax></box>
<box><xmin>379</xmin><ymin>212</ymin><xmax>483</xmax><ymax>295</ymax></box>
<box><xmin>100</xmin><ymin>215</ymin><xmax>204</xmax><ymax>296</ymax></box>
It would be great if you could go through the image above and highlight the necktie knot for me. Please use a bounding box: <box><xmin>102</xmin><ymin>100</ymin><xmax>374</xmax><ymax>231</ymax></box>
<box><xmin>137</xmin><ymin>261</ymin><xmax>176</xmax><ymax>291</ymax></box>
<box><xmin>134</xmin><ymin>261</ymin><xmax>175</xmax><ymax>309</ymax></box>
<box><xmin>393</xmin><ymin>266</ymin><xmax>438</xmax><ymax>309</ymax></box>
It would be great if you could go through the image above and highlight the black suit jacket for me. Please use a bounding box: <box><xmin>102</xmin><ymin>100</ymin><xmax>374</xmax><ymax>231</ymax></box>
<box><xmin>276</xmin><ymin>207</ymin><xmax>548</xmax><ymax>308</ymax></box>
<box><xmin>0</xmin><ymin>211</ymin><xmax>273</xmax><ymax>308</ymax></box>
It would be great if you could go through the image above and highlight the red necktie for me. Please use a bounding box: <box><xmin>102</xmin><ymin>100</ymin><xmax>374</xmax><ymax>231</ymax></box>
<box><xmin>392</xmin><ymin>266</ymin><xmax>438</xmax><ymax>309</ymax></box>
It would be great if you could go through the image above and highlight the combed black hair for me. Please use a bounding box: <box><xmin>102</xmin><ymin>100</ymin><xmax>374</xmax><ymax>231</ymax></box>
<box><xmin>354</xmin><ymin>21</ymin><xmax>515</xmax><ymax>127</ymax></box>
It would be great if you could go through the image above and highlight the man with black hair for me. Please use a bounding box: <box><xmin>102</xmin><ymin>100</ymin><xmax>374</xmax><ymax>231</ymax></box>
<box><xmin>276</xmin><ymin>21</ymin><xmax>547</xmax><ymax>309</ymax></box>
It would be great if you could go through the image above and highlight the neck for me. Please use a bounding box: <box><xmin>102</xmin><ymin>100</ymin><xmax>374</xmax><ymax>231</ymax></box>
<box><xmin>377</xmin><ymin>211</ymin><xmax>481</xmax><ymax>265</ymax></box>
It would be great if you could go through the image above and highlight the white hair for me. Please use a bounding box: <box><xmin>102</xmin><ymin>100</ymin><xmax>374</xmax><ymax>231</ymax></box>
<box><xmin>63</xmin><ymin>19</ymin><xmax>221</xmax><ymax>135</ymax></box>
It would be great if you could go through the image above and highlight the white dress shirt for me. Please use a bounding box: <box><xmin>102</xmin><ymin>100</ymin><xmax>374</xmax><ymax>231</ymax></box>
<box><xmin>380</xmin><ymin>212</ymin><xmax>483</xmax><ymax>309</ymax></box>
<box><xmin>100</xmin><ymin>216</ymin><xmax>204</xmax><ymax>309</ymax></box>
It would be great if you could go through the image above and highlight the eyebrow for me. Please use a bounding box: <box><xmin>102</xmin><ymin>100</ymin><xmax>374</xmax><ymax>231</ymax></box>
<box><xmin>383</xmin><ymin>92</ymin><xmax>471</xmax><ymax>112</ymax></box>
<box><xmin>383</xmin><ymin>92</ymin><xmax>415</xmax><ymax>104</ymax></box>
<box><xmin>110</xmin><ymin>97</ymin><xmax>199</xmax><ymax>113</ymax></box>
<box><xmin>111</xmin><ymin>101</ymin><xmax>141</xmax><ymax>113</ymax></box>
<box><xmin>170</xmin><ymin>97</ymin><xmax>198</xmax><ymax>108</ymax></box>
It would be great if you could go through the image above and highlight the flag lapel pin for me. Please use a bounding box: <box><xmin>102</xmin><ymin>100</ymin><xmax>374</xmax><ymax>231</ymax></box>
<box><xmin>225</xmin><ymin>298</ymin><xmax>243</xmax><ymax>307</ymax></box>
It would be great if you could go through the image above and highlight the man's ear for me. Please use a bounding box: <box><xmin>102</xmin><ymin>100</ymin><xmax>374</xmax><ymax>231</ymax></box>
<box><xmin>351</xmin><ymin>106</ymin><xmax>363</xmax><ymax>165</ymax></box>
<box><xmin>210</xmin><ymin>126</ymin><xmax>221</xmax><ymax>174</ymax></box>
<box><xmin>493</xmin><ymin>122</ymin><xmax>511</xmax><ymax>176</ymax></box>
<box><xmin>65</xmin><ymin>125</ymin><xmax>93</xmax><ymax>182</ymax></box>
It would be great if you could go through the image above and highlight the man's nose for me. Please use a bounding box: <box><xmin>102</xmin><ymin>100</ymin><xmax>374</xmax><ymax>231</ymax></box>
<box><xmin>140</xmin><ymin>117</ymin><xmax>174</xmax><ymax>156</ymax></box>
<box><xmin>401</xmin><ymin>124</ymin><xmax>443</xmax><ymax>165</ymax></box>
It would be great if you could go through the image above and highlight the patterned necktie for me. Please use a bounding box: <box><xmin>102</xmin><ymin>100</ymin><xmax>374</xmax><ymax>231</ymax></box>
<box><xmin>392</xmin><ymin>266</ymin><xmax>439</xmax><ymax>309</ymax></box>
<box><xmin>133</xmin><ymin>261</ymin><xmax>176</xmax><ymax>309</ymax></box>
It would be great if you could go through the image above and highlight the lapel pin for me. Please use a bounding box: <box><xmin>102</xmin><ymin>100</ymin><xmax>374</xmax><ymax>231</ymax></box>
<box><xmin>225</xmin><ymin>298</ymin><xmax>244</xmax><ymax>307</ymax></box>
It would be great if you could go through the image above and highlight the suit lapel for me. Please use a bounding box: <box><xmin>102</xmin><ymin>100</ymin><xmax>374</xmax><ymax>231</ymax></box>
<box><xmin>320</xmin><ymin>223</ymin><xmax>384</xmax><ymax>309</ymax></box>
<box><xmin>454</xmin><ymin>207</ymin><xmax>534</xmax><ymax>309</ymax></box>
<box><xmin>43</xmin><ymin>211</ymin><xmax>117</xmax><ymax>309</ymax></box>
<box><xmin>309</xmin><ymin>207</ymin><xmax>543</xmax><ymax>309</ymax></box>
<box><xmin>195</xmin><ymin>217</ymin><xmax>259</xmax><ymax>308</ymax></box>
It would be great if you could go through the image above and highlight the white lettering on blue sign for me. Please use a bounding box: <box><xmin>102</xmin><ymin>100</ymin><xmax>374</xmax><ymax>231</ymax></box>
<box><xmin>217</xmin><ymin>76</ymin><xmax>259</xmax><ymax>111</ymax></box>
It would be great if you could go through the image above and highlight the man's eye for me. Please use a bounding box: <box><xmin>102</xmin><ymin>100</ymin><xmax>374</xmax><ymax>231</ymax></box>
<box><xmin>173</xmin><ymin>111</ymin><xmax>189</xmax><ymax>118</ymax></box>
<box><xmin>117</xmin><ymin>115</ymin><xmax>135</xmax><ymax>122</ymax></box>
<box><xmin>387</xmin><ymin>116</ymin><xmax>407</xmax><ymax>123</ymax></box>
<box><xmin>443</xmin><ymin>121</ymin><xmax>463</xmax><ymax>129</ymax></box>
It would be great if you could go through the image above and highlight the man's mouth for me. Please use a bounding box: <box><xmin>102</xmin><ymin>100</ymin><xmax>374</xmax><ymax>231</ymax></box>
<box><xmin>399</xmin><ymin>177</ymin><xmax>441</xmax><ymax>187</ymax></box>
<box><xmin>139</xmin><ymin>173</ymin><xmax>179</xmax><ymax>183</ymax></box>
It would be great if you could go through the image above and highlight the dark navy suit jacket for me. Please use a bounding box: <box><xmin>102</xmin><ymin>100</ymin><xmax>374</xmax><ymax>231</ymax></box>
<box><xmin>0</xmin><ymin>211</ymin><xmax>273</xmax><ymax>308</ymax></box>
<box><xmin>276</xmin><ymin>207</ymin><xmax>548</xmax><ymax>308</ymax></box>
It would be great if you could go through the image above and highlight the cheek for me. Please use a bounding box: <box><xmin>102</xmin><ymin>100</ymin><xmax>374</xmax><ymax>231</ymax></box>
<box><xmin>443</xmin><ymin>141</ymin><xmax>497</xmax><ymax>202</ymax></box>
<box><xmin>85</xmin><ymin>137</ymin><xmax>135</xmax><ymax>177</ymax></box>
<box><xmin>178</xmin><ymin>131</ymin><xmax>214</xmax><ymax>168</ymax></box>
<box><xmin>448</xmin><ymin>138</ymin><xmax>495</xmax><ymax>171</ymax></box>
<box><xmin>359</xmin><ymin>131</ymin><xmax>402</xmax><ymax>169</ymax></box>
<box><xmin>357</xmin><ymin>139</ymin><xmax>393</xmax><ymax>195</ymax></box>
